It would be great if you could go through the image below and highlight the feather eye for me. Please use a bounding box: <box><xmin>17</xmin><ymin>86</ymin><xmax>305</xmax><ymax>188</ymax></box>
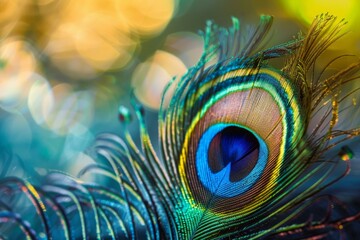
<box><xmin>1</xmin><ymin>14</ymin><xmax>360</xmax><ymax>239</ymax></box>
<box><xmin>160</xmin><ymin>14</ymin><xmax>360</xmax><ymax>239</ymax></box>
<box><xmin>177</xmin><ymin>66</ymin><xmax>303</xmax><ymax>213</ymax></box>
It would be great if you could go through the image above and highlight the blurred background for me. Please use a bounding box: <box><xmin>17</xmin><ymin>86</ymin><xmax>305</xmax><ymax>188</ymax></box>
<box><xmin>0</xmin><ymin>0</ymin><xmax>359</xmax><ymax>195</ymax></box>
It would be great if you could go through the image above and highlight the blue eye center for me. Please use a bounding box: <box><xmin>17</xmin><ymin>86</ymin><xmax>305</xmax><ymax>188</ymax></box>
<box><xmin>196</xmin><ymin>123</ymin><xmax>268</xmax><ymax>197</ymax></box>
<box><xmin>208</xmin><ymin>127</ymin><xmax>260</xmax><ymax>182</ymax></box>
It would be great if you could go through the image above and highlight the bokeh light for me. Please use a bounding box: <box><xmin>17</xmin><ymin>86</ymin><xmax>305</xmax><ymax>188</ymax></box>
<box><xmin>132</xmin><ymin>50</ymin><xmax>187</xmax><ymax>109</ymax></box>
<box><xmin>0</xmin><ymin>38</ymin><xmax>37</xmax><ymax>113</ymax></box>
<box><xmin>28</xmin><ymin>74</ymin><xmax>53</xmax><ymax>125</ymax></box>
<box><xmin>0</xmin><ymin>0</ymin><xmax>30</xmax><ymax>37</ymax></box>
<box><xmin>164</xmin><ymin>32</ymin><xmax>203</xmax><ymax>68</ymax></box>
<box><xmin>1</xmin><ymin>0</ymin><xmax>176</xmax><ymax>80</ymax></box>
<box><xmin>40</xmin><ymin>0</ymin><xmax>175</xmax><ymax>79</ymax></box>
<box><xmin>131</xmin><ymin>32</ymin><xmax>204</xmax><ymax>110</ymax></box>
<box><xmin>39</xmin><ymin>83</ymin><xmax>94</xmax><ymax>135</ymax></box>
<box><xmin>119</xmin><ymin>0</ymin><xmax>175</xmax><ymax>35</ymax></box>
<box><xmin>42</xmin><ymin>0</ymin><xmax>139</xmax><ymax>79</ymax></box>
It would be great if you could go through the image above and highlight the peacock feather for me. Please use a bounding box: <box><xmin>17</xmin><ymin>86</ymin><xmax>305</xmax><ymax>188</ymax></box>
<box><xmin>1</xmin><ymin>14</ymin><xmax>360</xmax><ymax>239</ymax></box>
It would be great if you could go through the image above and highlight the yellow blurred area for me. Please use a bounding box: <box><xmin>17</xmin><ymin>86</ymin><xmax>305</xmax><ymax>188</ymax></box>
<box><xmin>42</xmin><ymin>0</ymin><xmax>132</xmax><ymax>78</ymax></box>
<box><xmin>0</xmin><ymin>0</ymin><xmax>29</xmax><ymax>37</ymax></box>
<box><xmin>0</xmin><ymin>0</ymin><xmax>175</xmax><ymax>79</ymax></box>
<box><xmin>281</xmin><ymin>0</ymin><xmax>358</xmax><ymax>25</ymax></box>
<box><xmin>119</xmin><ymin>0</ymin><xmax>175</xmax><ymax>35</ymax></box>
<box><xmin>281</xmin><ymin>0</ymin><xmax>360</xmax><ymax>53</ymax></box>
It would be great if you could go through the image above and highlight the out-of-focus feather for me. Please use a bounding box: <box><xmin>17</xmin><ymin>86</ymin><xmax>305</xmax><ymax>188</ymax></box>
<box><xmin>1</xmin><ymin>14</ymin><xmax>360</xmax><ymax>239</ymax></box>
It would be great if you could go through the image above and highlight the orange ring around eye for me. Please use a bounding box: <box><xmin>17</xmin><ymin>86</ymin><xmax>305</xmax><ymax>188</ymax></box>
<box><xmin>182</xmin><ymin>88</ymin><xmax>284</xmax><ymax>215</ymax></box>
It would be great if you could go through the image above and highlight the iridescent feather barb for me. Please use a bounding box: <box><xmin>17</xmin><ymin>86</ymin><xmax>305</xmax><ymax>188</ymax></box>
<box><xmin>1</xmin><ymin>14</ymin><xmax>360</xmax><ymax>239</ymax></box>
